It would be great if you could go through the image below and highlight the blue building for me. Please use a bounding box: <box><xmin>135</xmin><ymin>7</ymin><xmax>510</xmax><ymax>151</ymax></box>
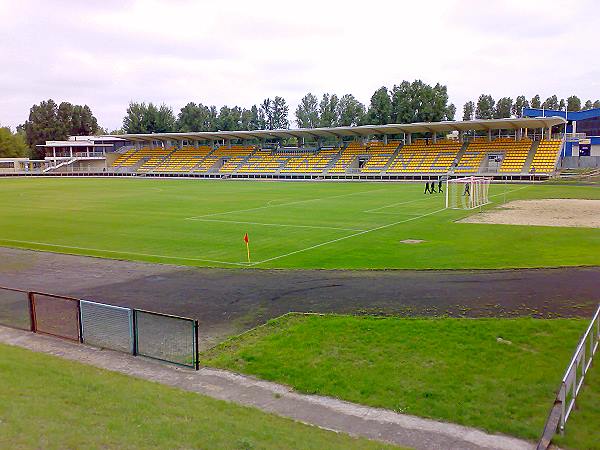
<box><xmin>523</xmin><ymin>108</ymin><xmax>600</xmax><ymax>162</ymax></box>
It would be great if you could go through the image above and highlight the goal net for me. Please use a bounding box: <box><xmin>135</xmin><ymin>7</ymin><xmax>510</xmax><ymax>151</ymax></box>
<box><xmin>445</xmin><ymin>176</ymin><xmax>491</xmax><ymax>209</ymax></box>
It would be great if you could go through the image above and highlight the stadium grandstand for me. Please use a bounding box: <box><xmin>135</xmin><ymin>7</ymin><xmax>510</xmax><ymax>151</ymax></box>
<box><xmin>5</xmin><ymin>116</ymin><xmax>570</xmax><ymax>180</ymax></box>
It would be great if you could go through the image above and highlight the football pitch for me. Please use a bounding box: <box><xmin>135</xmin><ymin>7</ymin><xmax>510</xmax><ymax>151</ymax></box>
<box><xmin>0</xmin><ymin>177</ymin><xmax>598</xmax><ymax>269</ymax></box>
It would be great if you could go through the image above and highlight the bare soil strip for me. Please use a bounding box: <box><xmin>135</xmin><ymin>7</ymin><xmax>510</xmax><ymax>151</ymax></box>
<box><xmin>460</xmin><ymin>199</ymin><xmax>600</xmax><ymax>228</ymax></box>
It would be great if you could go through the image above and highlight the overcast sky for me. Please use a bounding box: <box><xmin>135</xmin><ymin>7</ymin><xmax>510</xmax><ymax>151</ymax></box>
<box><xmin>1</xmin><ymin>0</ymin><xmax>598</xmax><ymax>130</ymax></box>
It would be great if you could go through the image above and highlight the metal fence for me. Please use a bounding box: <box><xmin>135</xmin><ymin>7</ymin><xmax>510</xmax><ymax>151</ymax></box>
<box><xmin>80</xmin><ymin>300</ymin><xmax>133</xmax><ymax>353</ymax></box>
<box><xmin>0</xmin><ymin>287</ymin><xmax>31</xmax><ymax>331</ymax></box>
<box><xmin>0</xmin><ymin>286</ymin><xmax>199</xmax><ymax>369</ymax></box>
<box><xmin>135</xmin><ymin>309</ymin><xmax>198</xmax><ymax>368</ymax></box>
<box><xmin>537</xmin><ymin>304</ymin><xmax>600</xmax><ymax>449</ymax></box>
<box><xmin>32</xmin><ymin>292</ymin><xmax>81</xmax><ymax>341</ymax></box>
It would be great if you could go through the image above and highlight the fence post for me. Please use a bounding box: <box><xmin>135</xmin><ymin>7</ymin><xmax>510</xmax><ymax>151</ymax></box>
<box><xmin>76</xmin><ymin>300</ymin><xmax>83</xmax><ymax>343</ymax></box>
<box><xmin>28</xmin><ymin>292</ymin><xmax>37</xmax><ymax>332</ymax></box>
<box><xmin>195</xmin><ymin>320</ymin><xmax>200</xmax><ymax>371</ymax></box>
<box><xmin>132</xmin><ymin>309</ymin><xmax>138</xmax><ymax>356</ymax></box>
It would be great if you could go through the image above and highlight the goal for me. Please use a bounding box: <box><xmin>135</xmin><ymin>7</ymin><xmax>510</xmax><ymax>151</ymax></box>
<box><xmin>445</xmin><ymin>176</ymin><xmax>491</xmax><ymax>209</ymax></box>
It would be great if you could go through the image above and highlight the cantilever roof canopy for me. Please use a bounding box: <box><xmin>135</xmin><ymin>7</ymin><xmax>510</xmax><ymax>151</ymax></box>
<box><xmin>116</xmin><ymin>116</ymin><xmax>566</xmax><ymax>143</ymax></box>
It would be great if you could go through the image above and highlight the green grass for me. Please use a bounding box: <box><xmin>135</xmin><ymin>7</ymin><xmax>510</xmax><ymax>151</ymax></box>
<box><xmin>0</xmin><ymin>177</ymin><xmax>598</xmax><ymax>269</ymax></box>
<box><xmin>554</xmin><ymin>362</ymin><xmax>600</xmax><ymax>450</ymax></box>
<box><xmin>202</xmin><ymin>314</ymin><xmax>588</xmax><ymax>440</ymax></box>
<box><xmin>0</xmin><ymin>343</ymin><xmax>395</xmax><ymax>450</ymax></box>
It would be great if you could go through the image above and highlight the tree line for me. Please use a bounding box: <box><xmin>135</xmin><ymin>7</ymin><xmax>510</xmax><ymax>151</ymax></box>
<box><xmin>463</xmin><ymin>94</ymin><xmax>600</xmax><ymax>121</ymax></box>
<box><xmin>7</xmin><ymin>82</ymin><xmax>600</xmax><ymax>158</ymax></box>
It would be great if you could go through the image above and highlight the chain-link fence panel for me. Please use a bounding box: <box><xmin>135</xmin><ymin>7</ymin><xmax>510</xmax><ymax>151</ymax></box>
<box><xmin>0</xmin><ymin>287</ymin><xmax>31</xmax><ymax>331</ymax></box>
<box><xmin>134</xmin><ymin>310</ymin><xmax>197</xmax><ymax>368</ymax></box>
<box><xmin>32</xmin><ymin>293</ymin><xmax>80</xmax><ymax>341</ymax></box>
<box><xmin>80</xmin><ymin>300</ymin><xmax>133</xmax><ymax>353</ymax></box>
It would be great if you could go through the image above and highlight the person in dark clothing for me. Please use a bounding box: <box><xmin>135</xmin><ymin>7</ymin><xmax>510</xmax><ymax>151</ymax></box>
<box><xmin>430</xmin><ymin>181</ymin><xmax>436</xmax><ymax>193</ymax></box>
<box><xmin>438</xmin><ymin>179</ymin><xmax>443</xmax><ymax>193</ymax></box>
<box><xmin>424</xmin><ymin>181</ymin><xmax>430</xmax><ymax>194</ymax></box>
<box><xmin>463</xmin><ymin>183</ymin><xmax>470</xmax><ymax>196</ymax></box>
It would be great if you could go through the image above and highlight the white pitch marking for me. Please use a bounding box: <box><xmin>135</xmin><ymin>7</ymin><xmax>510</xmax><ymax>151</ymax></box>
<box><xmin>249</xmin><ymin>185</ymin><xmax>532</xmax><ymax>267</ymax></box>
<box><xmin>363</xmin><ymin>196</ymin><xmax>437</xmax><ymax>213</ymax></box>
<box><xmin>185</xmin><ymin>187</ymin><xmax>389</xmax><ymax>220</ymax></box>
<box><xmin>249</xmin><ymin>206</ymin><xmax>448</xmax><ymax>267</ymax></box>
<box><xmin>186</xmin><ymin>218</ymin><xmax>365</xmax><ymax>232</ymax></box>
<box><xmin>0</xmin><ymin>239</ymin><xmax>249</xmax><ymax>267</ymax></box>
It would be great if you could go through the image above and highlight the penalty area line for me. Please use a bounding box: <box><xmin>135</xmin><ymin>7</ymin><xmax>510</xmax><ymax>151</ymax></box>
<box><xmin>185</xmin><ymin>218</ymin><xmax>365</xmax><ymax>232</ymax></box>
<box><xmin>249</xmin><ymin>206</ymin><xmax>448</xmax><ymax>267</ymax></box>
<box><xmin>0</xmin><ymin>239</ymin><xmax>250</xmax><ymax>267</ymax></box>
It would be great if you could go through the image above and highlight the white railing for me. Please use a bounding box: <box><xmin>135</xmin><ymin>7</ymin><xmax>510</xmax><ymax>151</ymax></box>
<box><xmin>558</xmin><ymin>304</ymin><xmax>600</xmax><ymax>430</ymax></box>
<box><xmin>537</xmin><ymin>304</ymin><xmax>600</xmax><ymax>449</ymax></box>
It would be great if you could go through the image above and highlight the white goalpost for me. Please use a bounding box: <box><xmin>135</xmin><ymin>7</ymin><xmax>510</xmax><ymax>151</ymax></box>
<box><xmin>445</xmin><ymin>176</ymin><xmax>491</xmax><ymax>209</ymax></box>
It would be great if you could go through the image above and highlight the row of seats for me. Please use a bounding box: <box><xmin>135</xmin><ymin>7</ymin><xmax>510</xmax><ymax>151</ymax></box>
<box><xmin>530</xmin><ymin>140</ymin><xmax>562</xmax><ymax>173</ymax></box>
<box><xmin>153</xmin><ymin>146</ymin><xmax>212</xmax><ymax>172</ymax></box>
<box><xmin>387</xmin><ymin>140</ymin><xmax>461</xmax><ymax>173</ymax></box>
<box><xmin>110</xmin><ymin>139</ymin><xmax>563</xmax><ymax>175</ymax></box>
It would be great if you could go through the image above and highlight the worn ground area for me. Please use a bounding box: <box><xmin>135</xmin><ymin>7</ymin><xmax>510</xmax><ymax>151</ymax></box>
<box><xmin>460</xmin><ymin>199</ymin><xmax>600</xmax><ymax>228</ymax></box>
<box><xmin>1</xmin><ymin>248</ymin><xmax>598</xmax><ymax>349</ymax></box>
<box><xmin>0</xmin><ymin>326</ymin><xmax>533</xmax><ymax>450</ymax></box>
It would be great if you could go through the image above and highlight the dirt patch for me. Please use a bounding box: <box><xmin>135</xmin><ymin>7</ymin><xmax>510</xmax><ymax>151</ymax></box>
<box><xmin>460</xmin><ymin>199</ymin><xmax>600</xmax><ymax>228</ymax></box>
<box><xmin>400</xmin><ymin>239</ymin><xmax>425</xmax><ymax>244</ymax></box>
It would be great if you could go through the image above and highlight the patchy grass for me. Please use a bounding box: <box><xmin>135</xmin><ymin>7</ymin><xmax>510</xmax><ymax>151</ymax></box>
<box><xmin>0</xmin><ymin>178</ymin><xmax>598</xmax><ymax>269</ymax></box>
<box><xmin>0</xmin><ymin>343</ymin><xmax>395</xmax><ymax>450</ymax></box>
<box><xmin>554</xmin><ymin>362</ymin><xmax>600</xmax><ymax>450</ymax></box>
<box><xmin>202</xmin><ymin>314</ymin><xmax>587</xmax><ymax>440</ymax></box>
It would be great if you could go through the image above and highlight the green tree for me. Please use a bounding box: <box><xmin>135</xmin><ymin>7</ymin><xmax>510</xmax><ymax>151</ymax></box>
<box><xmin>475</xmin><ymin>94</ymin><xmax>495</xmax><ymax>119</ymax></box>
<box><xmin>531</xmin><ymin>95</ymin><xmax>541</xmax><ymax>109</ymax></box>
<box><xmin>566</xmin><ymin>96</ymin><xmax>581</xmax><ymax>111</ymax></box>
<box><xmin>217</xmin><ymin>106</ymin><xmax>243</xmax><ymax>131</ymax></box>
<box><xmin>123</xmin><ymin>102</ymin><xmax>176</xmax><ymax>133</ymax></box>
<box><xmin>512</xmin><ymin>96</ymin><xmax>530</xmax><ymax>116</ymax></box>
<box><xmin>177</xmin><ymin>103</ymin><xmax>217</xmax><ymax>132</ymax></box>
<box><xmin>594</xmin><ymin>100</ymin><xmax>600</xmax><ymax>109</ymax></box>
<box><xmin>336</xmin><ymin>94</ymin><xmax>365</xmax><ymax>126</ymax></box>
<box><xmin>23</xmin><ymin>99</ymin><xmax>65</xmax><ymax>158</ymax></box>
<box><xmin>319</xmin><ymin>94</ymin><xmax>339</xmax><ymax>127</ymax></box>
<box><xmin>295</xmin><ymin>93</ymin><xmax>319</xmax><ymax>128</ymax></box>
<box><xmin>0</xmin><ymin>127</ymin><xmax>29</xmax><ymax>158</ymax></box>
<box><xmin>366</xmin><ymin>87</ymin><xmax>392</xmax><ymax>125</ymax></box>
<box><xmin>583</xmin><ymin>100</ymin><xmax>593</xmax><ymax>110</ymax></box>
<box><xmin>241</xmin><ymin>106</ymin><xmax>261</xmax><ymax>131</ymax></box>
<box><xmin>272</xmin><ymin>96</ymin><xmax>290</xmax><ymax>129</ymax></box>
<box><xmin>260</xmin><ymin>97</ymin><xmax>289</xmax><ymax>129</ymax></box>
<box><xmin>542</xmin><ymin>95</ymin><xmax>559</xmax><ymax>110</ymax></box>
<box><xmin>122</xmin><ymin>102</ymin><xmax>147</xmax><ymax>133</ymax></box>
<box><xmin>494</xmin><ymin>97</ymin><xmax>513</xmax><ymax>118</ymax></box>
<box><xmin>390</xmin><ymin>80</ymin><xmax>452</xmax><ymax>123</ymax></box>
<box><xmin>463</xmin><ymin>101</ymin><xmax>474</xmax><ymax>121</ymax></box>
<box><xmin>446</xmin><ymin>103</ymin><xmax>456</xmax><ymax>121</ymax></box>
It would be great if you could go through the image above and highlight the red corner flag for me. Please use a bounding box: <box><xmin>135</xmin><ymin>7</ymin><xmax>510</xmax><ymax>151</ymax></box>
<box><xmin>243</xmin><ymin>233</ymin><xmax>250</xmax><ymax>262</ymax></box>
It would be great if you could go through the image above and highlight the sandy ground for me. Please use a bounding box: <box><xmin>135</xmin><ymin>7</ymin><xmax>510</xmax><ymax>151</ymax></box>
<box><xmin>1</xmin><ymin>247</ymin><xmax>598</xmax><ymax>349</ymax></box>
<box><xmin>460</xmin><ymin>199</ymin><xmax>600</xmax><ymax>228</ymax></box>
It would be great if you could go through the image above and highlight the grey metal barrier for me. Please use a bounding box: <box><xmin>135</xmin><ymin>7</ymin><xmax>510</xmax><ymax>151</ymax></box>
<box><xmin>80</xmin><ymin>300</ymin><xmax>133</xmax><ymax>353</ymax></box>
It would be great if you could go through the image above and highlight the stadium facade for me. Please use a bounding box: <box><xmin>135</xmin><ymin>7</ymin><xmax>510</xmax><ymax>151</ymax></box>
<box><xmin>523</xmin><ymin>107</ymin><xmax>600</xmax><ymax>168</ymax></box>
<box><xmin>5</xmin><ymin>116</ymin><xmax>574</xmax><ymax>180</ymax></box>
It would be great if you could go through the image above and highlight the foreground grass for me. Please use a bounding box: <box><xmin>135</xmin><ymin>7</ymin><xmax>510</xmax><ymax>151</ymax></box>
<box><xmin>554</xmin><ymin>362</ymin><xmax>600</xmax><ymax>450</ymax></box>
<box><xmin>0</xmin><ymin>178</ymin><xmax>598</xmax><ymax>269</ymax></box>
<box><xmin>0</xmin><ymin>343</ymin><xmax>394</xmax><ymax>450</ymax></box>
<box><xmin>203</xmin><ymin>314</ymin><xmax>587</xmax><ymax>440</ymax></box>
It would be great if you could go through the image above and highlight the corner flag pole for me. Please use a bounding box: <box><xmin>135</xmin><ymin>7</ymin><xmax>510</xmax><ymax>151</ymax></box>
<box><xmin>244</xmin><ymin>233</ymin><xmax>250</xmax><ymax>263</ymax></box>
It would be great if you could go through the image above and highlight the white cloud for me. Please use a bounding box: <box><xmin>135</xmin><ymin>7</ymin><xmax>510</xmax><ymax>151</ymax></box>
<box><xmin>0</xmin><ymin>0</ymin><xmax>599</xmax><ymax>130</ymax></box>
